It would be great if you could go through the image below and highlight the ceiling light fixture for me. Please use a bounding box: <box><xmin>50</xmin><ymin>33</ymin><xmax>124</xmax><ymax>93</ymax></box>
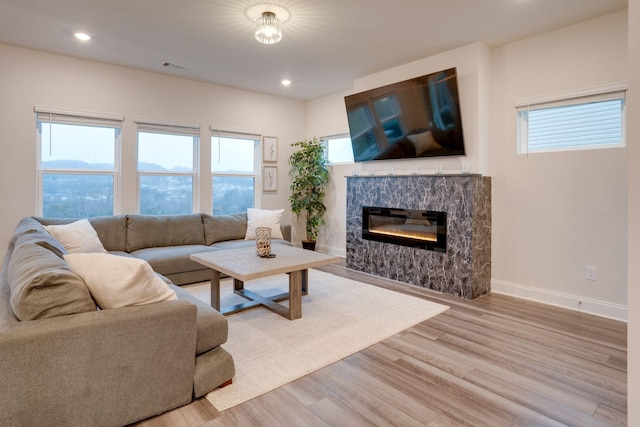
<box><xmin>74</xmin><ymin>32</ymin><xmax>91</xmax><ymax>41</ymax></box>
<box><xmin>255</xmin><ymin>11</ymin><xmax>282</xmax><ymax>44</ymax></box>
<box><xmin>246</xmin><ymin>4</ymin><xmax>290</xmax><ymax>45</ymax></box>
<box><xmin>281</xmin><ymin>79</ymin><xmax>291</xmax><ymax>86</ymax></box>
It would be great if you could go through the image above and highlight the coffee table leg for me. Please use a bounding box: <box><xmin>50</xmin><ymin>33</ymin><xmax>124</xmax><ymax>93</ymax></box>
<box><xmin>210</xmin><ymin>270</ymin><xmax>221</xmax><ymax>311</ymax></box>
<box><xmin>302</xmin><ymin>269</ymin><xmax>308</xmax><ymax>295</ymax></box>
<box><xmin>288</xmin><ymin>270</ymin><xmax>303</xmax><ymax>320</ymax></box>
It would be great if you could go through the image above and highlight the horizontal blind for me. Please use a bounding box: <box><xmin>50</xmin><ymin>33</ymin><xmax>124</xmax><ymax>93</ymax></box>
<box><xmin>36</xmin><ymin>112</ymin><xmax>123</xmax><ymax>128</ymax></box>
<box><xmin>135</xmin><ymin>120</ymin><xmax>200</xmax><ymax>136</ymax></box>
<box><xmin>517</xmin><ymin>90</ymin><xmax>625</xmax><ymax>153</ymax></box>
<box><xmin>210</xmin><ymin>127</ymin><xmax>261</xmax><ymax>141</ymax></box>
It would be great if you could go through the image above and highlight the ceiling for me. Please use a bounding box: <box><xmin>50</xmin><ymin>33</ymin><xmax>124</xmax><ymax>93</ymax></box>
<box><xmin>0</xmin><ymin>0</ymin><xmax>628</xmax><ymax>101</ymax></box>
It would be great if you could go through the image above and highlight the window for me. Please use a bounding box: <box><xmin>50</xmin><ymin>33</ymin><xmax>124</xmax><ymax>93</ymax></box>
<box><xmin>323</xmin><ymin>134</ymin><xmax>354</xmax><ymax>164</ymax></box>
<box><xmin>211</xmin><ymin>130</ymin><xmax>259</xmax><ymax>215</ymax></box>
<box><xmin>516</xmin><ymin>85</ymin><xmax>626</xmax><ymax>154</ymax></box>
<box><xmin>36</xmin><ymin>109</ymin><xmax>122</xmax><ymax>218</ymax></box>
<box><xmin>136</xmin><ymin>122</ymin><xmax>199</xmax><ymax>215</ymax></box>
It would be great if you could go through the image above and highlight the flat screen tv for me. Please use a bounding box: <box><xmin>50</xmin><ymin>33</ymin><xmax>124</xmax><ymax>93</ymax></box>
<box><xmin>344</xmin><ymin>67</ymin><xmax>465</xmax><ymax>162</ymax></box>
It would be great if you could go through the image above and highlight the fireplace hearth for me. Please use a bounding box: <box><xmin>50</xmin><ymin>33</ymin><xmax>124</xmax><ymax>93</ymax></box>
<box><xmin>362</xmin><ymin>207</ymin><xmax>447</xmax><ymax>252</ymax></box>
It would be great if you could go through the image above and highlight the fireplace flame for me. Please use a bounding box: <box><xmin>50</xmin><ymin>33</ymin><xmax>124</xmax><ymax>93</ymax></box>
<box><xmin>370</xmin><ymin>227</ymin><xmax>437</xmax><ymax>242</ymax></box>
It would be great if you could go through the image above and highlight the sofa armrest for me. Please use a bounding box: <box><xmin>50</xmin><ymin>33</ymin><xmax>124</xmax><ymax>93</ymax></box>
<box><xmin>0</xmin><ymin>299</ymin><xmax>198</xmax><ymax>427</ymax></box>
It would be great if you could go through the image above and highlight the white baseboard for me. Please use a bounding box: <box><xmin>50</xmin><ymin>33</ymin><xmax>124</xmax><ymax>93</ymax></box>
<box><xmin>318</xmin><ymin>245</ymin><xmax>346</xmax><ymax>259</ymax></box>
<box><xmin>491</xmin><ymin>279</ymin><xmax>627</xmax><ymax>322</ymax></box>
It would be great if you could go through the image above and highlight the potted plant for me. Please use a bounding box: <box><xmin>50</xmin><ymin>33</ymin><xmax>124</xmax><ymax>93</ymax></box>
<box><xmin>288</xmin><ymin>137</ymin><xmax>330</xmax><ymax>250</ymax></box>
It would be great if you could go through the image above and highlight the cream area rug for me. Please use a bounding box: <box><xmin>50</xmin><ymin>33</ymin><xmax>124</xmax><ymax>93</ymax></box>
<box><xmin>182</xmin><ymin>269</ymin><xmax>449</xmax><ymax>411</ymax></box>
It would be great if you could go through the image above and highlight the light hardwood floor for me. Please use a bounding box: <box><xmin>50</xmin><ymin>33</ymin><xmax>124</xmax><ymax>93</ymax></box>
<box><xmin>133</xmin><ymin>264</ymin><xmax>627</xmax><ymax>427</ymax></box>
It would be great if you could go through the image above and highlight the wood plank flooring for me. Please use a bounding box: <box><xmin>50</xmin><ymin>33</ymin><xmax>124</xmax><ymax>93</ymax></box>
<box><xmin>133</xmin><ymin>264</ymin><xmax>627</xmax><ymax>427</ymax></box>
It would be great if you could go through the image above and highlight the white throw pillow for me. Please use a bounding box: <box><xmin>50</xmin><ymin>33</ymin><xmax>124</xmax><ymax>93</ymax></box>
<box><xmin>244</xmin><ymin>208</ymin><xmax>284</xmax><ymax>240</ymax></box>
<box><xmin>64</xmin><ymin>253</ymin><xmax>177</xmax><ymax>309</ymax></box>
<box><xmin>44</xmin><ymin>219</ymin><xmax>107</xmax><ymax>254</ymax></box>
<box><xmin>407</xmin><ymin>131</ymin><xmax>442</xmax><ymax>155</ymax></box>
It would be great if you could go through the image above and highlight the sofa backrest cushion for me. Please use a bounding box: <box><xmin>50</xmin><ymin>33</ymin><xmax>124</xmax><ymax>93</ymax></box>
<box><xmin>7</xmin><ymin>235</ymin><xmax>97</xmax><ymax>321</ymax></box>
<box><xmin>203</xmin><ymin>213</ymin><xmax>247</xmax><ymax>245</ymax></box>
<box><xmin>33</xmin><ymin>215</ymin><xmax>129</xmax><ymax>252</ymax></box>
<box><xmin>127</xmin><ymin>214</ymin><xmax>205</xmax><ymax>252</ymax></box>
<box><xmin>88</xmin><ymin>215</ymin><xmax>128</xmax><ymax>252</ymax></box>
<box><xmin>12</xmin><ymin>218</ymin><xmax>68</xmax><ymax>258</ymax></box>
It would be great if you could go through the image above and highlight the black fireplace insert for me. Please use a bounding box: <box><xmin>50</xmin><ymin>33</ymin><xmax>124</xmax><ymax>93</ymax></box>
<box><xmin>362</xmin><ymin>206</ymin><xmax>447</xmax><ymax>252</ymax></box>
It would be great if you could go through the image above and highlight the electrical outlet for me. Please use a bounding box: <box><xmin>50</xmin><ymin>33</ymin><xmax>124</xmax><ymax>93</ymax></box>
<box><xmin>586</xmin><ymin>266</ymin><xmax>597</xmax><ymax>281</ymax></box>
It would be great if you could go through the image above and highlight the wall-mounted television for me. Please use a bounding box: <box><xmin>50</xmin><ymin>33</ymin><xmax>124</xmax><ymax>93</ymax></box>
<box><xmin>344</xmin><ymin>67</ymin><xmax>465</xmax><ymax>162</ymax></box>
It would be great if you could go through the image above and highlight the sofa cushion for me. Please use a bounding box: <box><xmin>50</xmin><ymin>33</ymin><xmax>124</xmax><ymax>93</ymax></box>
<box><xmin>7</xmin><ymin>236</ymin><xmax>97</xmax><ymax>321</ymax></box>
<box><xmin>203</xmin><ymin>213</ymin><xmax>247</xmax><ymax>245</ymax></box>
<box><xmin>13</xmin><ymin>218</ymin><xmax>70</xmax><ymax>259</ymax></box>
<box><xmin>13</xmin><ymin>217</ymin><xmax>51</xmax><ymax>239</ymax></box>
<box><xmin>172</xmin><ymin>284</ymin><xmax>229</xmax><ymax>355</ymax></box>
<box><xmin>34</xmin><ymin>215</ymin><xmax>129</xmax><ymax>252</ymax></box>
<box><xmin>130</xmin><ymin>245</ymin><xmax>216</xmax><ymax>276</ymax></box>
<box><xmin>244</xmin><ymin>208</ymin><xmax>284</xmax><ymax>240</ymax></box>
<box><xmin>64</xmin><ymin>253</ymin><xmax>177</xmax><ymax>309</ymax></box>
<box><xmin>127</xmin><ymin>214</ymin><xmax>205</xmax><ymax>252</ymax></box>
<box><xmin>44</xmin><ymin>219</ymin><xmax>107</xmax><ymax>254</ymax></box>
<box><xmin>88</xmin><ymin>215</ymin><xmax>129</xmax><ymax>252</ymax></box>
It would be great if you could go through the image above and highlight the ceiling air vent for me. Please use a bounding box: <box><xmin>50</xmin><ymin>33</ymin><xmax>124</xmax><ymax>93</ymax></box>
<box><xmin>162</xmin><ymin>62</ymin><xmax>194</xmax><ymax>72</ymax></box>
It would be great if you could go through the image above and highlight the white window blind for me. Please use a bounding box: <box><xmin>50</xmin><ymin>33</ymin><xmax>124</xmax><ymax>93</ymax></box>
<box><xmin>134</xmin><ymin>119</ymin><xmax>200</xmax><ymax>136</ymax></box>
<box><xmin>516</xmin><ymin>87</ymin><xmax>626</xmax><ymax>154</ymax></box>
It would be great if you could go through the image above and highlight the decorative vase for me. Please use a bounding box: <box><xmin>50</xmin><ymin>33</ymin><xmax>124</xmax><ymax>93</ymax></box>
<box><xmin>255</xmin><ymin>227</ymin><xmax>272</xmax><ymax>257</ymax></box>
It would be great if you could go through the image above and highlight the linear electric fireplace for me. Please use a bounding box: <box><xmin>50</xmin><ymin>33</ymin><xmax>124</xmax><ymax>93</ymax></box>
<box><xmin>362</xmin><ymin>206</ymin><xmax>447</xmax><ymax>252</ymax></box>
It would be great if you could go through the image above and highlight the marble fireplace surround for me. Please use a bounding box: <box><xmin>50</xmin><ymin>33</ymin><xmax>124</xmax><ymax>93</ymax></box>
<box><xmin>346</xmin><ymin>174</ymin><xmax>491</xmax><ymax>299</ymax></box>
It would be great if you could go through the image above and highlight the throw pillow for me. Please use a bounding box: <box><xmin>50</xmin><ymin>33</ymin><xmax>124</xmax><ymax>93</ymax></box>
<box><xmin>244</xmin><ymin>208</ymin><xmax>284</xmax><ymax>240</ymax></box>
<box><xmin>64</xmin><ymin>253</ymin><xmax>177</xmax><ymax>309</ymax></box>
<box><xmin>407</xmin><ymin>131</ymin><xmax>442</xmax><ymax>156</ymax></box>
<box><xmin>44</xmin><ymin>219</ymin><xmax>107</xmax><ymax>254</ymax></box>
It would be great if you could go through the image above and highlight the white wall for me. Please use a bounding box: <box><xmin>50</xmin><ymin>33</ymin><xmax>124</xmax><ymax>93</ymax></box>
<box><xmin>307</xmin><ymin>11</ymin><xmax>628</xmax><ymax>319</ymax></box>
<box><xmin>307</xmin><ymin>42</ymin><xmax>492</xmax><ymax>257</ymax></box>
<box><xmin>490</xmin><ymin>11</ymin><xmax>628</xmax><ymax>319</ymax></box>
<box><xmin>627</xmin><ymin>0</ymin><xmax>639</xmax><ymax>423</ymax></box>
<box><xmin>0</xmin><ymin>43</ymin><xmax>307</xmax><ymax>260</ymax></box>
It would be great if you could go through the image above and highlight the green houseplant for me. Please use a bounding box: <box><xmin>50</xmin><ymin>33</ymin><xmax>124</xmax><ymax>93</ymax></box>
<box><xmin>288</xmin><ymin>137</ymin><xmax>330</xmax><ymax>250</ymax></box>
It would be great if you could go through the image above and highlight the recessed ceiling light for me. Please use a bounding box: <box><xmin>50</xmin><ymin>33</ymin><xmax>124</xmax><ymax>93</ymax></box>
<box><xmin>74</xmin><ymin>32</ymin><xmax>91</xmax><ymax>41</ymax></box>
<box><xmin>281</xmin><ymin>79</ymin><xmax>292</xmax><ymax>86</ymax></box>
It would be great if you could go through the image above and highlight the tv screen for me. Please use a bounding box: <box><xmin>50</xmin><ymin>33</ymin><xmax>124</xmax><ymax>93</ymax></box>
<box><xmin>344</xmin><ymin>67</ymin><xmax>465</xmax><ymax>162</ymax></box>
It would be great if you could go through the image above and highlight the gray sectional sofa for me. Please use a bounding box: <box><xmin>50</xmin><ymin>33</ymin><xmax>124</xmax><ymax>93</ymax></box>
<box><xmin>0</xmin><ymin>212</ymin><xmax>291</xmax><ymax>427</ymax></box>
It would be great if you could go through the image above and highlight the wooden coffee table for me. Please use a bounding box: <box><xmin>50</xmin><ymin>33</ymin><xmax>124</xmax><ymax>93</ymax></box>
<box><xmin>190</xmin><ymin>244</ymin><xmax>339</xmax><ymax>320</ymax></box>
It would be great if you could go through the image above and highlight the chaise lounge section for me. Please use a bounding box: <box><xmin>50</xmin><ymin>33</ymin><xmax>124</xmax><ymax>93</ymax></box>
<box><xmin>0</xmin><ymin>212</ymin><xmax>290</xmax><ymax>426</ymax></box>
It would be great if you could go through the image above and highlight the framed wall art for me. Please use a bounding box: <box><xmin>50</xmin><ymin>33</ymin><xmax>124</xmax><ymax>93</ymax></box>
<box><xmin>263</xmin><ymin>136</ymin><xmax>278</xmax><ymax>163</ymax></box>
<box><xmin>263</xmin><ymin>166</ymin><xmax>278</xmax><ymax>192</ymax></box>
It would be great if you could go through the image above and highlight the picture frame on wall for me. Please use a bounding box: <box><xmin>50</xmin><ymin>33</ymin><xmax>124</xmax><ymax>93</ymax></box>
<box><xmin>263</xmin><ymin>136</ymin><xmax>278</xmax><ymax>163</ymax></box>
<box><xmin>263</xmin><ymin>166</ymin><xmax>278</xmax><ymax>192</ymax></box>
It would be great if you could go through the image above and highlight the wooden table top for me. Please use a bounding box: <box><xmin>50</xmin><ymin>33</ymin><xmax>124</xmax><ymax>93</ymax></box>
<box><xmin>190</xmin><ymin>243</ymin><xmax>340</xmax><ymax>282</ymax></box>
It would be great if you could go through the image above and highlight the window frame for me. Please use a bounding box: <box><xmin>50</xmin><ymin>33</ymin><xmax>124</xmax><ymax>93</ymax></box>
<box><xmin>516</xmin><ymin>83</ymin><xmax>627</xmax><ymax>155</ymax></box>
<box><xmin>322</xmin><ymin>133</ymin><xmax>355</xmax><ymax>165</ymax></box>
<box><xmin>35</xmin><ymin>107</ymin><xmax>123</xmax><ymax>217</ymax></box>
<box><xmin>210</xmin><ymin>129</ymin><xmax>261</xmax><ymax>215</ymax></box>
<box><xmin>135</xmin><ymin>120</ymin><xmax>200</xmax><ymax>214</ymax></box>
